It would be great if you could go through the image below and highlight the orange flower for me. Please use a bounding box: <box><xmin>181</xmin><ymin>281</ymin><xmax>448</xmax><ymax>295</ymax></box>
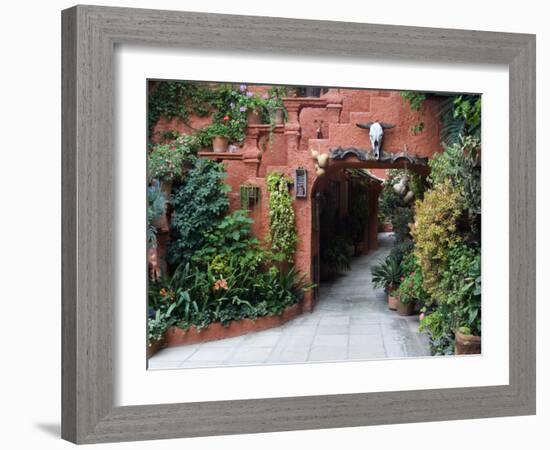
<box><xmin>213</xmin><ymin>278</ymin><xmax>229</xmax><ymax>291</ymax></box>
<box><xmin>159</xmin><ymin>288</ymin><xmax>167</xmax><ymax>296</ymax></box>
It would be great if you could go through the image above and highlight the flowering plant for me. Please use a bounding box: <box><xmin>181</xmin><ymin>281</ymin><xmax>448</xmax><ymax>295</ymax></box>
<box><xmin>147</xmin><ymin>140</ymin><xmax>192</xmax><ymax>182</ymax></box>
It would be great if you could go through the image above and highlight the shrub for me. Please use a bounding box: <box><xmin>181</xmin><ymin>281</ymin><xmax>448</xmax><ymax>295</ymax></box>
<box><xmin>411</xmin><ymin>182</ymin><xmax>463</xmax><ymax>298</ymax></box>
<box><xmin>147</xmin><ymin>139</ymin><xmax>194</xmax><ymax>182</ymax></box>
<box><xmin>396</xmin><ymin>250</ymin><xmax>429</xmax><ymax>305</ymax></box>
<box><xmin>168</xmin><ymin>157</ymin><xmax>230</xmax><ymax>266</ymax></box>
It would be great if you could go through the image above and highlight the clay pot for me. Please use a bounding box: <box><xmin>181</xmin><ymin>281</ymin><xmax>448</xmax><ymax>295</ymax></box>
<box><xmin>317</xmin><ymin>153</ymin><xmax>329</xmax><ymax>168</ymax></box>
<box><xmin>454</xmin><ymin>330</ymin><xmax>481</xmax><ymax>355</ymax></box>
<box><xmin>247</xmin><ymin>109</ymin><xmax>262</xmax><ymax>125</ymax></box>
<box><xmin>316</xmin><ymin>166</ymin><xmax>326</xmax><ymax>176</ymax></box>
<box><xmin>310</xmin><ymin>149</ymin><xmax>319</xmax><ymax>159</ymax></box>
<box><xmin>397</xmin><ymin>300</ymin><xmax>415</xmax><ymax>316</ymax></box>
<box><xmin>274</xmin><ymin>108</ymin><xmax>285</xmax><ymax>125</ymax></box>
<box><xmin>212</xmin><ymin>136</ymin><xmax>229</xmax><ymax>153</ymax></box>
<box><xmin>387</xmin><ymin>289</ymin><xmax>399</xmax><ymax>311</ymax></box>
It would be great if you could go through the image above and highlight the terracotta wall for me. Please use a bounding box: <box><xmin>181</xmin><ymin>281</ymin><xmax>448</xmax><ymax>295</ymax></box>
<box><xmin>150</xmin><ymin>86</ymin><xmax>445</xmax><ymax>311</ymax></box>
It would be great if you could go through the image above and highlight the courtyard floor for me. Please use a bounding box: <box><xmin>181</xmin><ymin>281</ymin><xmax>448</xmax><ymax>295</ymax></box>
<box><xmin>149</xmin><ymin>232</ymin><xmax>430</xmax><ymax>370</ymax></box>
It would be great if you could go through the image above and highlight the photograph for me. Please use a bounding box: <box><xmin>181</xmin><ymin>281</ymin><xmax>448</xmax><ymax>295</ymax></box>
<box><xmin>146</xmin><ymin>81</ymin><xmax>482</xmax><ymax>369</ymax></box>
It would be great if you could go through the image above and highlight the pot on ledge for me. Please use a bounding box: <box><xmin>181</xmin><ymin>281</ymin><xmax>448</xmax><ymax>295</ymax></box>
<box><xmin>212</xmin><ymin>135</ymin><xmax>229</xmax><ymax>153</ymax></box>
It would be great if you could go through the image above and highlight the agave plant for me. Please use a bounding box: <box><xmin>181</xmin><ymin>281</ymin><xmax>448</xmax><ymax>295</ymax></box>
<box><xmin>371</xmin><ymin>254</ymin><xmax>403</xmax><ymax>292</ymax></box>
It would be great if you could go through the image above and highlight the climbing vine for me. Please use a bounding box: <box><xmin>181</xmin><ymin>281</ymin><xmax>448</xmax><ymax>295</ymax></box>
<box><xmin>266</xmin><ymin>172</ymin><xmax>298</xmax><ymax>262</ymax></box>
<box><xmin>148</xmin><ymin>81</ymin><xmax>217</xmax><ymax>135</ymax></box>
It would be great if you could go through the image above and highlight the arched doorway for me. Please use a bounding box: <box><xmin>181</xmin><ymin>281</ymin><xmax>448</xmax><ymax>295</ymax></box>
<box><xmin>309</xmin><ymin>151</ymin><xmax>429</xmax><ymax>308</ymax></box>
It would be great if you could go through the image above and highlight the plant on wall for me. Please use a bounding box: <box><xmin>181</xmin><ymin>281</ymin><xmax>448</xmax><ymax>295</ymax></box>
<box><xmin>266</xmin><ymin>172</ymin><xmax>298</xmax><ymax>262</ymax></box>
<box><xmin>168</xmin><ymin>157</ymin><xmax>230</xmax><ymax>267</ymax></box>
<box><xmin>148</xmin><ymin>81</ymin><xmax>217</xmax><ymax>135</ymax></box>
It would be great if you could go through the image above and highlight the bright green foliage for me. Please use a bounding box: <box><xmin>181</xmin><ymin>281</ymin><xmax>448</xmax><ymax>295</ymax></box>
<box><xmin>191</xmin><ymin>210</ymin><xmax>263</xmax><ymax>269</ymax></box>
<box><xmin>400</xmin><ymin>91</ymin><xmax>427</xmax><ymax>111</ymax></box>
<box><xmin>396</xmin><ymin>250</ymin><xmax>429</xmax><ymax>305</ymax></box>
<box><xmin>439</xmin><ymin>94</ymin><xmax>481</xmax><ymax>145</ymax></box>
<box><xmin>168</xmin><ymin>157</ymin><xmax>230</xmax><ymax>266</ymax></box>
<box><xmin>437</xmin><ymin>243</ymin><xmax>481</xmax><ymax>335</ymax></box>
<box><xmin>411</xmin><ymin>182</ymin><xmax>463</xmax><ymax>298</ymax></box>
<box><xmin>266</xmin><ymin>172</ymin><xmax>298</xmax><ymax>262</ymax></box>
<box><xmin>429</xmin><ymin>136</ymin><xmax>481</xmax><ymax>237</ymax></box>
<box><xmin>165</xmin><ymin>261</ymin><xmax>311</xmax><ymax>330</ymax></box>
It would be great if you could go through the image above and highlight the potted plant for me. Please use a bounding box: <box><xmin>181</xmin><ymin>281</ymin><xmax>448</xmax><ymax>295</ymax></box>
<box><xmin>371</xmin><ymin>254</ymin><xmax>403</xmax><ymax>310</ymax></box>
<box><xmin>205</xmin><ymin>122</ymin><xmax>231</xmax><ymax>153</ymax></box>
<box><xmin>454</xmin><ymin>326</ymin><xmax>481</xmax><ymax>355</ymax></box>
<box><xmin>396</xmin><ymin>297</ymin><xmax>415</xmax><ymax>316</ymax></box>
<box><xmin>236</xmin><ymin>85</ymin><xmax>268</xmax><ymax>125</ymax></box>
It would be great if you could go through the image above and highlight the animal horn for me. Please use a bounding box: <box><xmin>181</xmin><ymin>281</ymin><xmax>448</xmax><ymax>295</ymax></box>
<box><xmin>380</xmin><ymin>123</ymin><xmax>395</xmax><ymax>129</ymax></box>
<box><xmin>356</xmin><ymin>122</ymin><xmax>374</xmax><ymax>130</ymax></box>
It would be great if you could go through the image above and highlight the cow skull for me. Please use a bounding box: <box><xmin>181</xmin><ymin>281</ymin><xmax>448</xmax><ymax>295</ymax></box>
<box><xmin>356</xmin><ymin>122</ymin><xmax>395</xmax><ymax>159</ymax></box>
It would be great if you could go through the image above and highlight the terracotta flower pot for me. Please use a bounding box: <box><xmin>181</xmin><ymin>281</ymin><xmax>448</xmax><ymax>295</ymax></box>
<box><xmin>247</xmin><ymin>109</ymin><xmax>262</xmax><ymax>125</ymax></box>
<box><xmin>454</xmin><ymin>330</ymin><xmax>481</xmax><ymax>355</ymax></box>
<box><xmin>387</xmin><ymin>289</ymin><xmax>399</xmax><ymax>311</ymax></box>
<box><xmin>212</xmin><ymin>135</ymin><xmax>229</xmax><ymax>153</ymax></box>
<box><xmin>397</xmin><ymin>300</ymin><xmax>415</xmax><ymax>316</ymax></box>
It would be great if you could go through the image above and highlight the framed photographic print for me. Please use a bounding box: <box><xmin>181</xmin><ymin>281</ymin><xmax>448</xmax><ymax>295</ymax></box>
<box><xmin>62</xmin><ymin>5</ymin><xmax>536</xmax><ymax>444</ymax></box>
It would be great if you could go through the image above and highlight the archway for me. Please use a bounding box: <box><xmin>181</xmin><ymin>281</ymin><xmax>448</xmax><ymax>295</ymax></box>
<box><xmin>308</xmin><ymin>151</ymin><xmax>429</xmax><ymax>309</ymax></box>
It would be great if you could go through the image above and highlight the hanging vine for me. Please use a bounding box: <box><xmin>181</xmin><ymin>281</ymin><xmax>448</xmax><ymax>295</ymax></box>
<box><xmin>266</xmin><ymin>172</ymin><xmax>298</xmax><ymax>262</ymax></box>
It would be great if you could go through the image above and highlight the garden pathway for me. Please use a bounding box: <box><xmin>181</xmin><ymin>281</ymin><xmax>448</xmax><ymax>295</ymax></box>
<box><xmin>149</xmin><ymin>232</ymin><xmax>430</xmax><ymax>370</ymax></box>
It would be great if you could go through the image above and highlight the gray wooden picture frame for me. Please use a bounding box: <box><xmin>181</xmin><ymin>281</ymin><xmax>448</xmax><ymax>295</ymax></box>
<box><xmin>61</xmin><ymin>5</ymin><xmax>536</xmax><ymax>444</ymax></box>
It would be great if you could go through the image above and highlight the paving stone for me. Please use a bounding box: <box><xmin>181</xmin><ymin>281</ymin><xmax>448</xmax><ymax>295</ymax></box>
<box><xmin>226</xmin><ymin>347</ymin><xmax>273</xmax><ymax>364</ymax></box>
<box><xmin>308</xmin><ymin>346</ymin><xmax>349</xmax><ymax>362</ymax></box>
<box><xmin>312</xmin><ymin>334</ymin><xmax>348</xmax><ymax>347</ymax></box>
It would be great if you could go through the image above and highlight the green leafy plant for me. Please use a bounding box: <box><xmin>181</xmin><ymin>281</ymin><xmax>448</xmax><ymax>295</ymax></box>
<box><xmin>411</xmin><ymin>182</ymin><xmax>463</xmax><ymax>298</ymax></box>
<box><xmin>371</xmin><ymin>254</ymin><xmax>403</xmax><ymax>292</ymax></box>
<box><xmin>168</xmin><ymin>157</ymin><xmax>230</xmax><ymax>266</ymax></box>
<box><xmin>266</xmin><ymin>172</ymin><xmax>297</xmax><ymax>262</ymax></box>
<box><xmin>148</xmin><ymin>80</ymin><xmax>217</xmax><ymax>135</ymax></box>
<box><xmin>396</xmin><ymin>250</ymin><xmax>429</xmax><ymax>305</ymax></box>
<box><xmin>400</xmin><ymin>91</ymin><xmax>427</xmax><ymax>111</ymax></box>
<box><xmin>438</xmin><ymin>94</ymin><xmax>481</xmax><ymax>145</ymax></box>
<box><xmin>147</xmin><ymin>139</ymin><xmax>194</xmax><ymax>182</ymax></box>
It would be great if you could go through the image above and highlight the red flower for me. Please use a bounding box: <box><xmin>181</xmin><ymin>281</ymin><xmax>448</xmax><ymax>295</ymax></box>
<box><xmin>223</xmin><ymin>115</ymin><xmax>229</xmax><ymax>121</ymax></box>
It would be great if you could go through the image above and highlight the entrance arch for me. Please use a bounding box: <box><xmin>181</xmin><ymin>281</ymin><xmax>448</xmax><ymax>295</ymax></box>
<box><xmin>305</xmin><ymin>150</ymin><xmax>430</xmax><ymax>310</ymax></box>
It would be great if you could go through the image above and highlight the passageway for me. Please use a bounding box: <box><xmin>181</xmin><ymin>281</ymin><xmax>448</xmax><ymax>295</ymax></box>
<box><xmin>149</xmin><ymin>232</ymin><xmax>430</xmax><ymax>370</ymax></box>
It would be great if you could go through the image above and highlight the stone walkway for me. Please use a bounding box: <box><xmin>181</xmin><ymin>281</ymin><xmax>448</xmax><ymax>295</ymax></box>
<box><xmin>149</xmin><ymin>233</ymin><xmax>430</xmax><ymax>370</ymax></box>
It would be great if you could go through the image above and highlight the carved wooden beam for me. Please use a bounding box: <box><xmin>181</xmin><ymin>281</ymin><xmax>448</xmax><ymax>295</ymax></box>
<box><xmin>329</xmin><ymin>147</ymin><xmax>429</xmax><ymax>166</ymax></box>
